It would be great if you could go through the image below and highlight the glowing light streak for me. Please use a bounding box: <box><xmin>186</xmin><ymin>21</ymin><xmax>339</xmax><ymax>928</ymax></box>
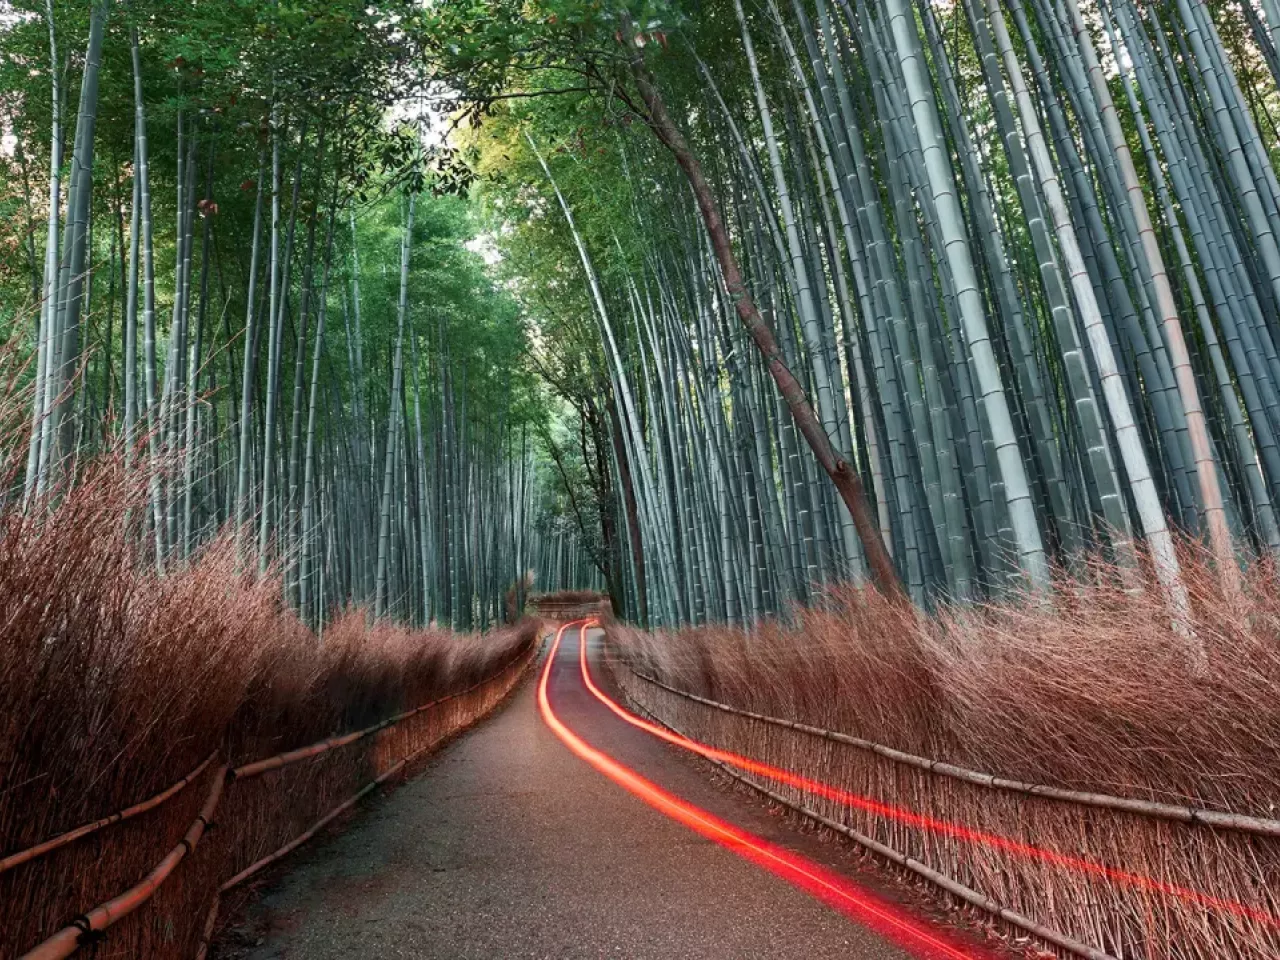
<box><xmin>575</xmin><ymin>620</ymin><xmax>1275</xmax><ymax>929</ymax></box>
<box><xmin>539</xmin><ymin>620</ymin><xmax>980</xmax><ymax>960</ymax></box>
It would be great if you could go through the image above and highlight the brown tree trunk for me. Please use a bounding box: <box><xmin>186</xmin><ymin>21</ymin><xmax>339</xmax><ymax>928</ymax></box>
<box><xmin>623</xmin><ymin>38</ymin><xmax>905</xmax><ymax>602</ymax></box>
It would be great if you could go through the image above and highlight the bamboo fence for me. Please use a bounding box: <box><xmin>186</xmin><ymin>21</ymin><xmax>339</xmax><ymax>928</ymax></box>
<box><xmin>610</xmin><ymin>640</ymin><xmax>1280</xmax><ymax>960</ymax></box>
<box><xmin>8</xmin><ymin>632</ymin><xmax>537</xmax><ymax>960</ymax></box>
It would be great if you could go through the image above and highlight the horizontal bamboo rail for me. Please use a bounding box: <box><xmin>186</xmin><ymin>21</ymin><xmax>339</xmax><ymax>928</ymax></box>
<box><xmin>20</xmin><ymin>766</ymin><xmax>228</xmax><ymax>960</ymax></box>
<box><xmin>626</xmin><ymin>666</ymin><xmax>1280</xmax><ymax>838</ymax></box>
<box><xmin>190</xmin><ymin>761</ymin><xmax>410</xmax><ymax>960</ymax></box>
<box><xmin>13</xmin><ymin>633</ymin><xmax>537</xmax><ymax>960</ymax></box>
<box><xmin>233</xmin><ymin>642</ymin><xmax>535</xmax><ymax>780</ymax></box>
<box><xmin>193</xmin><ymin>640</ymin><xmax>537</xmax><ymax>960</ymax></box>
<box><xmin>0</xmin><ymin>752</ymin><xmax>219</xmax><ymax>875</ymax></box>
<box><xmin>620</xmin><ymin>691</ymin><xmax>1117</xmax><ymax>960</ymax></box>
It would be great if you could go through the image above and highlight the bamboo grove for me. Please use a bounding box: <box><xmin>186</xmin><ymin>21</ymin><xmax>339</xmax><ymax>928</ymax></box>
<box><xmin>440</xmin><ymin>0</ymin><xmax>1280</xmax><ymax>626</ymax></box>
<box><xmin>0</xmin><ymin>0</ymin><xmax>601</xmax><ymax>629</ymax></box>
<box><xmin>7</xmin><ymin>0</ymin><xmax>1280</xmax><ymax>631</ymax></box>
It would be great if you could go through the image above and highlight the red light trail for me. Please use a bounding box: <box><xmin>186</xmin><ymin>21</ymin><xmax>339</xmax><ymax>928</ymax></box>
<box><xmin>574</xmin><ymin>619</ymin><xmax>1274</xmax><ymax>930</ymax></box>
<box><xmin>538</xmin><ymin>620</ymin><xmax>982</xmax><ymax>960</ymax></box>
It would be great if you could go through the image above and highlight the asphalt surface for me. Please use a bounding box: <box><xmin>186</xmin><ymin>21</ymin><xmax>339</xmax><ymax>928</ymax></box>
<box><xmin>218</xmin><ymin>626</ymin><xmax>996</xmax><ymax>959</ymax></box>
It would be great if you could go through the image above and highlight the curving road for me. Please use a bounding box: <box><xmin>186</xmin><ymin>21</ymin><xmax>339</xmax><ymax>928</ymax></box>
<box><xmin>216</xmin><ymin>625</ymin><xmax>999</xmax><ymax>960</ymax></box>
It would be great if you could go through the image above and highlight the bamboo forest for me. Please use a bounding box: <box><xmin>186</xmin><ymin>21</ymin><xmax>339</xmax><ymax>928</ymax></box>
<box><xmin>3</xmin><ymin>0</ymin><xmax>1280</xmax><ymax>958</ymax></box>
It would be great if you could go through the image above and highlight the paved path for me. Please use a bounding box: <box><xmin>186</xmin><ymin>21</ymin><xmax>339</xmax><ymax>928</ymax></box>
<box><xmin>217</xmin><ymin>626</ymin><xmax>996</xmax><ymax>959</ymax></box>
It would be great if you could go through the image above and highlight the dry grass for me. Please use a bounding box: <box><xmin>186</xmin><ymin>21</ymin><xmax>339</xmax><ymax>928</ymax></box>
<box><xmin>609</xmin><ymin>550</ymin><xmax>1280</xmax><ymax>960</ymax></box>
<box><xmin>0</xmin><ymin>447</ymin><xmax>538</xmax><ymax>958</ymax></box>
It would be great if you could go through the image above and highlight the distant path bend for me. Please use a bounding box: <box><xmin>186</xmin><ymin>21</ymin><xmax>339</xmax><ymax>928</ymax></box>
<box><xmin>218</xmin><ymin>625</ymin><xmax>997</xmax><ymax>960</ymax></box>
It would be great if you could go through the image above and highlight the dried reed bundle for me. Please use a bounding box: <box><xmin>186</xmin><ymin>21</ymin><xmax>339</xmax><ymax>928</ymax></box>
<box><xmin>0</xmin><ymin>435</ymin><xmax>538</xmax><ymax>959</ymax></box>
<box><xmin>609</xmin><ymin>553</ymin><xmax>1280</xmax><ymax>960</ymax></box>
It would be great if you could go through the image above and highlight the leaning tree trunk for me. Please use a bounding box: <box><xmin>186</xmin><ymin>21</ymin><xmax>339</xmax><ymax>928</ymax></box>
<box><xmin>621</xmin><ymin>26</ymin><xmax>905</xmax><ymax>601</ymax></box>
